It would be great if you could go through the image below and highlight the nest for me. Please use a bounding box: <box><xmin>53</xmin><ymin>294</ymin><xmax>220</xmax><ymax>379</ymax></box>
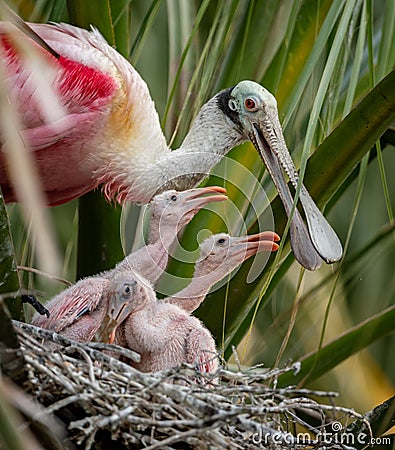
<box><xmin>12</xmin><ymin>321</ymin><xmax>367</xmax><ymax>450</ymax></box>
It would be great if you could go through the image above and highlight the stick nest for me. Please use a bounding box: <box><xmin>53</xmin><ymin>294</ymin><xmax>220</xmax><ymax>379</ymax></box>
<box><xmin>13</xmin><ymin>321</ymin><xmax>366</xmax><ymax>450</ymax></box>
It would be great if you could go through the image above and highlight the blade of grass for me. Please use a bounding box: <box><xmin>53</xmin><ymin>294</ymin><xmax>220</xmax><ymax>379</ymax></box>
<box><xmin>376</xmin><ymin>0</ymin><xmax>395</xmax><ymax>81</ymax></box>
<box><xmin>0</xmin><ymin>384</ymin><xmax>42</xmax><ymax>450</ymax></box>
<box><xmin>309</xmin><ymin>148</ymin><xmax>369</xmax><ymax>384</ymax></box>
<box><xmin>277</xmin><ymin>304</ymin><xmax>395</xmax><ymax>387</ymax></box>
<box><xmin>369</xmin><ymin>0</ymin><xmax>394</xmax><ymax>240</ymax></box>
<box><xmin>0</xmin><ymin>191</ymin><xmax>22</xmax><ymax>319</ymax></box>
<box><xmin>280</xmin><ymin>0</ymin><xmax>345</xmax><ymax>126</ymax></box>
<box><xmin>129</xmin><ymin>0</ymin><xmax>163</xmax><ymax>63</ymax></box>
<box><xmin>342</xmin><ymin>1</ymin><xmax>367</xmax><ymax>117</ymax></box>
<box><xmin>0</xmin><ymin>301</ymin><xmax>26</xmax><ymax>383</ymax></box>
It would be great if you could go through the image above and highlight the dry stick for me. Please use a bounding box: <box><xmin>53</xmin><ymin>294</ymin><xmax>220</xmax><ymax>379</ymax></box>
<box><xmin>14</xmin><ymin>321</ymin><xmax>369</xmax><ymax>449</ymax></box>
<box><xmin>143</xmin><ymin>423</ymin><xmax>224</xmax><ymax>450</ymax></box>
<box><xmin>13</xmin><ymin>321</ymin><xmax>140</xmax><ymax>363</ymax></box>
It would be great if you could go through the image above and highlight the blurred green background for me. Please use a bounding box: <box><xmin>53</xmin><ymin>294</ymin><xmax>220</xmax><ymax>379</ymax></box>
<box><xmin>2</xmin><ymin>0</ymin><xmax>395</xmax><ymax>418</ymax></box>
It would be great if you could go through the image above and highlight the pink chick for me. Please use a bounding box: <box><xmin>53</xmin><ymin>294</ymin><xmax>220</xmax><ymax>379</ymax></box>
<box><xmin>112</xmin><ymin>276</ymin><xmax>219</xmax><ymax>377</ymax></box>
<box><xmin>32</xmin><ymin>187</ymin><xmax>226</xmax><ymax>336</ymax></box>
<box><xmin>165</xmin><ymin>231</ymin><xmax>280</xmax><ymax>313</ymax></box>
<box><xmin>32</xmin><ymin>272</ymin><xmax>142</xmax><ymax>344</ymax></box>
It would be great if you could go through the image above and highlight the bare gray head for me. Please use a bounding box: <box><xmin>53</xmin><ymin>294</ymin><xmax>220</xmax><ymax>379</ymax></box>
<box><xmin>215</xmin><ymin>81</ymin><xmax>342</xmax><ymax>269</ymax></box>
<box><xmin>197</xmin><ymin>231</ymin><xmax>280</xmax><ymax>274</ymax></box>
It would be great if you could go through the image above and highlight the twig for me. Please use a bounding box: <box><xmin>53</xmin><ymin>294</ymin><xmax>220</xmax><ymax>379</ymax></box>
<box><xmin>12</xmin><ymin>320</ymin><xmax>366</xmax><ymax>449</ymax></box>
<box><xmin>86</xmin><ymin>341</ymin><xmax>140</xmax><ymax>363</ymax></box>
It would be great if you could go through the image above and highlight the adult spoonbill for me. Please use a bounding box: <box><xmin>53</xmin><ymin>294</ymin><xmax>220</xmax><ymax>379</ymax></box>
<box><xmin>32</xmin><ymin>187</ymin><xmax>226</xmax><ymax>336</ymax></box>
<box><xmin>0</xmin><ymin>9</ymin><xmax>342</xmax><ymax>270</ymax></box>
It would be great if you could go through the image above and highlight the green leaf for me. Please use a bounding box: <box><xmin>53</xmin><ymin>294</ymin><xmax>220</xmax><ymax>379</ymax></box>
<box><xmin>277</xmin><ymin>305</ymin><xmax>395</xmax><ymax>386</ymax></box>
<box><xmin>66</xmin><ymin>0</ymin><xmax>115</xmax><ymax>44</ymax></box>
<box><xmin>0</xmin><ymin>190</ymin><xmax>26</xmax><ymax>382</ymax></box>
<box><xmin>213</xmin><ymin>68</ymin><xmax>395</xmax><ymax>358</ymax></box>
<box><xmin>76</xmin><ymin>191</ymin><xmax>124</xmax><ymax>278</ymax></box>
<box><xmin>0</xmin><ymin>190</ymin><xmax>21</xmax><ymax>319</ymax></box>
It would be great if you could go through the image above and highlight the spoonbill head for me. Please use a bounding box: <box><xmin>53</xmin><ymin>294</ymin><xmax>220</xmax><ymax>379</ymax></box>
<box><xmin>216</xmin><ymin>81</ymin><xmax>342</xmax><ymax>268</ymax></box>
<box><xmin>198</xmin><ymin>230</ymin><xmax>280</xmax><ymax>269</ymax></box>
<box><xmin>165</xmin><ymin>231</ymin><xmax>280</xmax><ymax>313</ymax></box>
<box><xmin>103</xmin><ymin>272</ymin><xmax>153</xmax><ymax>344</ymax></box>
<box><xmin>148</xmin><ymin>186</ymin><xmax>227</xmax><ymax>242</ymax></box>
<box><xmin>113</xmin><ymin>186</ymin><xmax>227</xmax><ymax>282</ymax></box>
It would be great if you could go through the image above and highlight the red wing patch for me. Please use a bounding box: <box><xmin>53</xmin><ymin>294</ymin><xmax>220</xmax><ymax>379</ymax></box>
<box><xmin>58</xmin><ymin>56</ymin><xmax>118</xmax><ymax>111</ymax></box>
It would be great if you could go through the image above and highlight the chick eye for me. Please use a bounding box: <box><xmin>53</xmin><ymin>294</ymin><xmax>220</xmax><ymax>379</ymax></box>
<box><xmin>217</xmin><ymin>238</ymin><xmax>226</xmax><ymax>245</ymax></box>
<box><xmin>244</xmin><ymin>98</ymin><xmax>257</xmax><ymax>111</ymax></box>
<box><xmin>170</xmin><ymin>194</ymin><xmax>177</xmax><ymax>202</ymax></box>
<box><xmin>124</xmin><ymin>286</ymin><xmax>131</xmax><ymax>294</ymax></box>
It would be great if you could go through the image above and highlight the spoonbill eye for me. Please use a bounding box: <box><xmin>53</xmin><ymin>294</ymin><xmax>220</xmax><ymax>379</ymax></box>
<box><xmin>217</xmin><ymin>238</ymin><xmax>226</xmax><ymax>244</ymax></box>
<box><xmin>124</xmin><ymin>286</ymin><xmax>131</xmax><ymax>294</ymax></box>
<box><xmin>170</xmin><ymin>194</ymin><xmax>177</xmax><ymax>201</ymax></box>
<box><xmin>244</xmin><ymin>98</ymin><xmax>257</xmax><ymax>110</ymax></box>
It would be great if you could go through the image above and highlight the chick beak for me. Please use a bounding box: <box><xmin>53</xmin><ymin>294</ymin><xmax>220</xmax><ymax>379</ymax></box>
<box><xmin>107</xmin><ymin>300</ymin><xmax>133</xmax><ymax>344</ymax></box>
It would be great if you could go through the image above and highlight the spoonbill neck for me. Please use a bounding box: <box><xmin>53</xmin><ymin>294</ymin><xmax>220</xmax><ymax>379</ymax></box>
<box><xmin>117</xmin><ymin>97</ymin><xmax>245</xmax><ymax>203</ymax></box>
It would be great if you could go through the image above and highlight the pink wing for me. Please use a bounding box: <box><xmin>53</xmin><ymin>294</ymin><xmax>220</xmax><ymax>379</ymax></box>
<box><xmin>32</xmin><ymin>277</ymin><xmax>109</xmax><ymax>333</ymax></box>
<box><xmin>0</xmin><ymin>23</ymin><xmax>118</xmax><ymax>205</ymax></box>
<box><xmin>1</xmin><ymin>25</ymin><xmax>117</xmax><ymax>138</ymax></box>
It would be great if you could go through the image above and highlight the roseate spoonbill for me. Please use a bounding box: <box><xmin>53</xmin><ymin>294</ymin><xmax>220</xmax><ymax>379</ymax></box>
<box><xmin>31</xmin><ymin>275</ymin><xmax>136</xmax><ymax>343</ymax></box>
<box><xmin>165</xmin><ymin>231</ymin><xmax>280</xmax><ymax>313</ymax></box>
<box><xmin>0</xmin><ymin>11</ymin><xmax>342</xmax><ymax>270</ymax></box>
<box><xmin>31</xmin><ymin>187</ymin><xmax>226</xmax><ymax>335</ymax></box>
<box><xmin>111</xmin><ymin>231</ymin><xmax>280</xmax><ymax>374</ymax></box>
<box><xmin>111</xmin><ymin>186</ymin><xmax>227</xmax><ymax>284</ymax></box>
<box><xmin>111</xmin><ymin>274</ymin><xmax>219</xmax><ymax>376</ymax></box>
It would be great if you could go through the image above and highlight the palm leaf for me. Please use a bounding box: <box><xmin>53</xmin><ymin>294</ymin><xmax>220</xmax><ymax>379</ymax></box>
<box><xmin>277</xmin><ymin>305</ymin><xmax>395</xmax><ymax>386</ymax></box>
